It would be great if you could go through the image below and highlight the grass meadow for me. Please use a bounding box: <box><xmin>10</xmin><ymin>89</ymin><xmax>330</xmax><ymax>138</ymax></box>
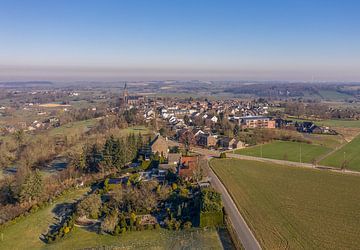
<box><xmin>235</xmin><ymin>141</ymin><xmax>331</xmax><ymax>163</ymax></box>
<box><xmin>320</xmin><ymin>134</ymin><xmax>360</xmax><ymax>171</ymax></box>
<box><xmin>211</xmin><ymin>158</ymin><xmax>360</xmax><ymax>249</ymax></box>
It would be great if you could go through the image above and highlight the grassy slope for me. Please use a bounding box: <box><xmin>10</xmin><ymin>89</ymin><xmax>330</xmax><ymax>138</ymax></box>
<box><xmin>0</xmin><ymin>187</ymin><xmax>90</xmax><ymax>250</ymax></box>
<box><xmin>235</xmin><ymin>141</ymin><xmax>331</xmax><ymax>163</ymax></box>
<box><xmin>320</xmin><ymin>134</ymin><xmax>360</xmax><ymax>171</ymax></box>
<box><xmin>211</xmin><ymin>158</ymin><xmax>360</xmax><ymax>249</ymax></box>
<box><xmin>46</xmin><ymin>228</ymin><xmax>223</xmax><ymax>250</ymax></box>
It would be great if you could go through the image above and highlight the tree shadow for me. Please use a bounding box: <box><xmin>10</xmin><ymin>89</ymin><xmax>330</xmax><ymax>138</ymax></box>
<box><xmin>52</xmin><ymin>202</ymin><xmax>74</xmax><ymax>218</ymax></box>
<box><xmin>217</xmin><ymin>227</ymin><xmax>236</xmax><ymax>250</ymax></box>
<box><xmin>39</xmin><ymin>202</ymin><xmax>75</xmax><ymax>243</ymax></box>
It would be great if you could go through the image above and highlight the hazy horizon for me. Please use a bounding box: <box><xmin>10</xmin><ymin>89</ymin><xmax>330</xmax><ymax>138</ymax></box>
<box><xmin>1</xmin><ymin>0</ymin><xmax>359</xmax><ymax>81</ymax></box>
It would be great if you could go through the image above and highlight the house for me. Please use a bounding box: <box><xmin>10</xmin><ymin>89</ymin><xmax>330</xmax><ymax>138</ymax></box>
<box><xmin>167</xmin><ymin>153</ymin><xmax>181</xmax><ymax>166</ymax></box>
<box><xmin>296</xmin><ymin>121</ymin><xmax>315</xmax><ymax>133</ymax></box>
<box><xmin>275</xmin><ymin>118</ymin><xmax>294</xmax><ymax>128</ymax></box>
<box><xmin>229</xmin><ymin>138</ymin><xmax>245</xmax><ymax>149</ymax></box>
<box><xmin>217</xmin><ymin>137</ymin><xmax>231</xmax><ymax>149</ymax></box>
<box><xmin>210</xmin><ymin>116</ymin><xmax>218</xmax><ymax>123</ymax></box>
<box><xmin>150</xmin><ymin>135</ymin><xmax>169</xmax><ymax>158</ymax></box>
<box><xmin>178</xmin><ymin>155</ymin><xmax>201</xmax><ymax>180</ymax></box>
<box><xmin>197</xmin><ymin>133</ymin><xmax>217</xmax><ymax>148</ymax></box>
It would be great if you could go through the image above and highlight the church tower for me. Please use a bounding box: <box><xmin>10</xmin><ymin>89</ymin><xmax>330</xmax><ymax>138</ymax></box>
<box><xmin>123</xmin><ymin>82</ymin><xmax>128</xmax><ymax>107</ymax></box>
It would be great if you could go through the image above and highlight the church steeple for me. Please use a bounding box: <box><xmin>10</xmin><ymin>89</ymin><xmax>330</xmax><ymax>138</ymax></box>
<box><xmin>123</xmin><ymin>82</ymin><xmax>128</xmax><ymax>107</ymax></box>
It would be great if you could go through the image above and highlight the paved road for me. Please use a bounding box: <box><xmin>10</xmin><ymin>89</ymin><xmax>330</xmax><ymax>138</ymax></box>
<box><xmin>207</xmin><ymin>163</ymin><xmax>262</xmax><ymax>250</ymax></box>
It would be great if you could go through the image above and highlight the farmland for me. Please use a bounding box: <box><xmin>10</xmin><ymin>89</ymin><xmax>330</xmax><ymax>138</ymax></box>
<box><xmin>320</xmin><ymin>134</ymin><xmax>360</xmax><ymax>171</ymax></box>
<box><xmin>211</xmin><ymin>158</ymin><xmax>360</xmax><ymax>249</ymax></box>
<box><xmin>235</xmin><ymin>140</ymin><xmax>331</xmax><ymax>163</ymax></box>
<box><xmin>0</xmin><ymin>187</ymin><xmax>226</xmax><ymax>250</ymax></box>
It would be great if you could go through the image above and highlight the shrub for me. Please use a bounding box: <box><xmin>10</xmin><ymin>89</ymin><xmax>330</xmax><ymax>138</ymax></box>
<box><xmin>219</xmin><ymin>152</ymin><xmax>227</xmax><ymax>158</ymax></box>
<box><xmin>183</xmin><ymin>221</ymin><xmax>192</xmax><ymax>230</ymax></box>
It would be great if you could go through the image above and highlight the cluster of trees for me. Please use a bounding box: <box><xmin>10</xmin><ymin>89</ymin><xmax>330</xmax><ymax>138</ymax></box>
<box><xmin>44</xmin><ymin>212</ymin><xmax>76</xmax><ymax>243</ymax></box>
<box><xmin>284</xmin><ymin>102</ymin><xmax>360</xmax><ymax>120</ymax></box>
<box><xmin>76</xmin><ymin>194</ymin><xmax>102</xmax><ymax>219</ymax></box>
<box><xmin>71</xmin><ymin>133</ymin><xmax>145</xmax><ymax>173</ymax></box>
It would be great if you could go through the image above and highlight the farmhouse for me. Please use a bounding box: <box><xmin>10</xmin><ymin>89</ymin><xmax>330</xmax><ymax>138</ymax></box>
<box><xmin>150</xmin><ymin>135</ymin><xmax>169</xmax><ymax>158</ymax></box>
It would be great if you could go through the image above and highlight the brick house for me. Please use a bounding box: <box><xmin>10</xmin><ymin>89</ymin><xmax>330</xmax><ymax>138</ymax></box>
<box><xmin>150</xmin><ymin>135</ymin><xmax>169</xmax><ymax>158</ymax></box>
<box><xmin>178</xmin><ymin>155</ymin><xmax>202</xmax><ymax>180</ymax></box>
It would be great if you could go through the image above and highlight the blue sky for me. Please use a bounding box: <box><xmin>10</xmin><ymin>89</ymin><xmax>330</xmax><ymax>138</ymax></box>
<box><xmin>0</xmin><ymin>0</ymin><xmax>359</xmax><ymax>81</ymax></box>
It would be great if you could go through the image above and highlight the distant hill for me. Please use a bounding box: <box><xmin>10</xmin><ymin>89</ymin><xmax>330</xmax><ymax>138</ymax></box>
<box><xmin>0</xmin><ymin>81</ymin><xmax>54</xmax><ymax>87</ymax></box>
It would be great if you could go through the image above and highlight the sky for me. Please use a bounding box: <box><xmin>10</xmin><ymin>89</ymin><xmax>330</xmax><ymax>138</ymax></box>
<box><xmin>0</xmin><ymin>0</ymin><xmax>359</xmax><ymax>81</ymax></box>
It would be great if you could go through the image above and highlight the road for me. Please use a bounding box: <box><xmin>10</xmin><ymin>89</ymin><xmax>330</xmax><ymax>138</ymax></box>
<box><xmin>207</xmin><ymin>163</ymin><xmax>262</xmax><ymax>250</ymax></box>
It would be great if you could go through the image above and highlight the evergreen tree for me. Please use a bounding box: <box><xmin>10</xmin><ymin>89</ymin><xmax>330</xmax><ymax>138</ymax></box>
<box><xmin>112</xmin><ymin>139</ymin><xmax>125</xmax><ymax>169</ymax></box>
<box><xmin>19</xmin><ymin>169</ymin><xmax>43</xmax><ymax>203</ymax></box>
<box><xmin>102</xmin><ymin>136</ymin><xmax>114</xmax><ymax>167</ymax></box>
<box><xmin>86</xmin><ymin>144</ymin><xmax>103</xmax><ymax>172</ymax></box>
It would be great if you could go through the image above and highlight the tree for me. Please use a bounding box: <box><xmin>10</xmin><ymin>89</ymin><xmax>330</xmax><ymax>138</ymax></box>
<box><xmin>102</xmin><ymin>136</ymin><xmax>114</xmax><ymax>167</ymax></box>
<box><xmin>233</xmin><ymin>124</ymin><xmax>240</xmax><ymax>137</ymax></box>
<box><xmin>19</xmin><ymin>169</ymin><xmax>43</xmax><ymax>203</ymax></box>
<box><xmin>179</xmin><ymin>131</ymin><xmax>196</xmax><ymax>153</ymax></box>
<box><xmin>112</xmin><ymin>139</ymin><xmax>126</xmax><ymax>169</ymax></box>
<box><xmin>76</xmin><ymin>194</ymin><xmax>102</xmax><ymax>219</ymax></box>
<box><xmin>13</xmin><ymin>130</ymin><xmax>25</xmax><ymax>146</ymax></box>
<box><xmin>101</xmin><ymin>210</ymin><xmax>119</xmax><ymax>233</ymax></box>
<box><xmin>137</xmin><ymin>133</ymin><xmax>143</xmax><ymax>149</ymax></box>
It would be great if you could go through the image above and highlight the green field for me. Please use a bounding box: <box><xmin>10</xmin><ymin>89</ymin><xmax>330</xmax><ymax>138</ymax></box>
<box><xmin>318</xmin><ymin>90</ymin><xmax>353</xmax><ymax>101</ymax></box>
<box><xmin>211</xmin><ymin>158</ymin><xmax>360</xmax><ymax>249</ymax></box>
<box><xmin>0</xmin><ymin>187</ymin><xmax>226</xmax><ymax>250</ymax></box>
<box><xmin>320</xmin><ymin>134</ymin><xmax>360</xmax><ymax>171</ymax></box>
<box><xmin>235</xmin><ymin>141</ymin><xmax>331</xmax><ymax>163</ymax></box>
<box><xmin>319</xmin><ymin>119</ymin><xmax>360</xmax><ymax>128</ymax></box>
<box><xmin>0</xmin><ymin>187</ymin><xmax>90</xmax><ymax>250</ymax></box>
<box><xmin>49</xmin><ymin>118</ymin><xmax>98</xmax><ymax>136</ymax></box>
<box><xmin>290</xmin><ymin>117</ymin><xmax>360</xmax><ymax>128</ymax></box>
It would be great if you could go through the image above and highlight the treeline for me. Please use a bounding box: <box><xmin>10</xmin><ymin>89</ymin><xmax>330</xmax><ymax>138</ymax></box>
<box><xmin>70</xmin><ymin>133</ymin><xmax>146</xmax><ymax>173</ymax></box>
<box><xmin>284</xmin><ymin>102</ymin><xmax>360</xmax><ymax>120</ymax></box>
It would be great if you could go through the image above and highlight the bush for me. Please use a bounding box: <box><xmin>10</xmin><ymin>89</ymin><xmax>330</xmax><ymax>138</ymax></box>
<box><xmin>183</xmin><ymin>221</ymin><xmax>192</xmax><ymax>230</ymax></box>
<box><xmin>219</xmin><ymin>152</ymin><xmax>227</xmax><ymax>158</ymax></box>
<box><xmin>44</xmin><ymin>213</ymin><xmax>76</xmax><ymax>243</ymax></box>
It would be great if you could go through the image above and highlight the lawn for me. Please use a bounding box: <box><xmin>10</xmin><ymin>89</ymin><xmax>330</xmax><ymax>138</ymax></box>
<box><xmin>46</xmin><ymin>227</ymin><xmax>224</xmax><ymax>250</ymax></box>
<box><xmin>0</xmin><ymin>186</ymin><xmax>226</xmax><ymax>250</ymax></box>
<box><xmin>320</xmin><ymin>134</ymin><xmax>360</xmax><ymax>171</ymax></box>
<box><xmin>0</xmin><ymin>187</ymin><xmax>90</xmax><ymax>250</ymax></box>
<box><xmin>235</xmin><ymin>141</ymin><xmax>331</xmax><ymax>163</ymax></box>
<box><xmin>211</xmin><ymin>158</ymin><xmax>360</xmax><ymax>249</ymax></box>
